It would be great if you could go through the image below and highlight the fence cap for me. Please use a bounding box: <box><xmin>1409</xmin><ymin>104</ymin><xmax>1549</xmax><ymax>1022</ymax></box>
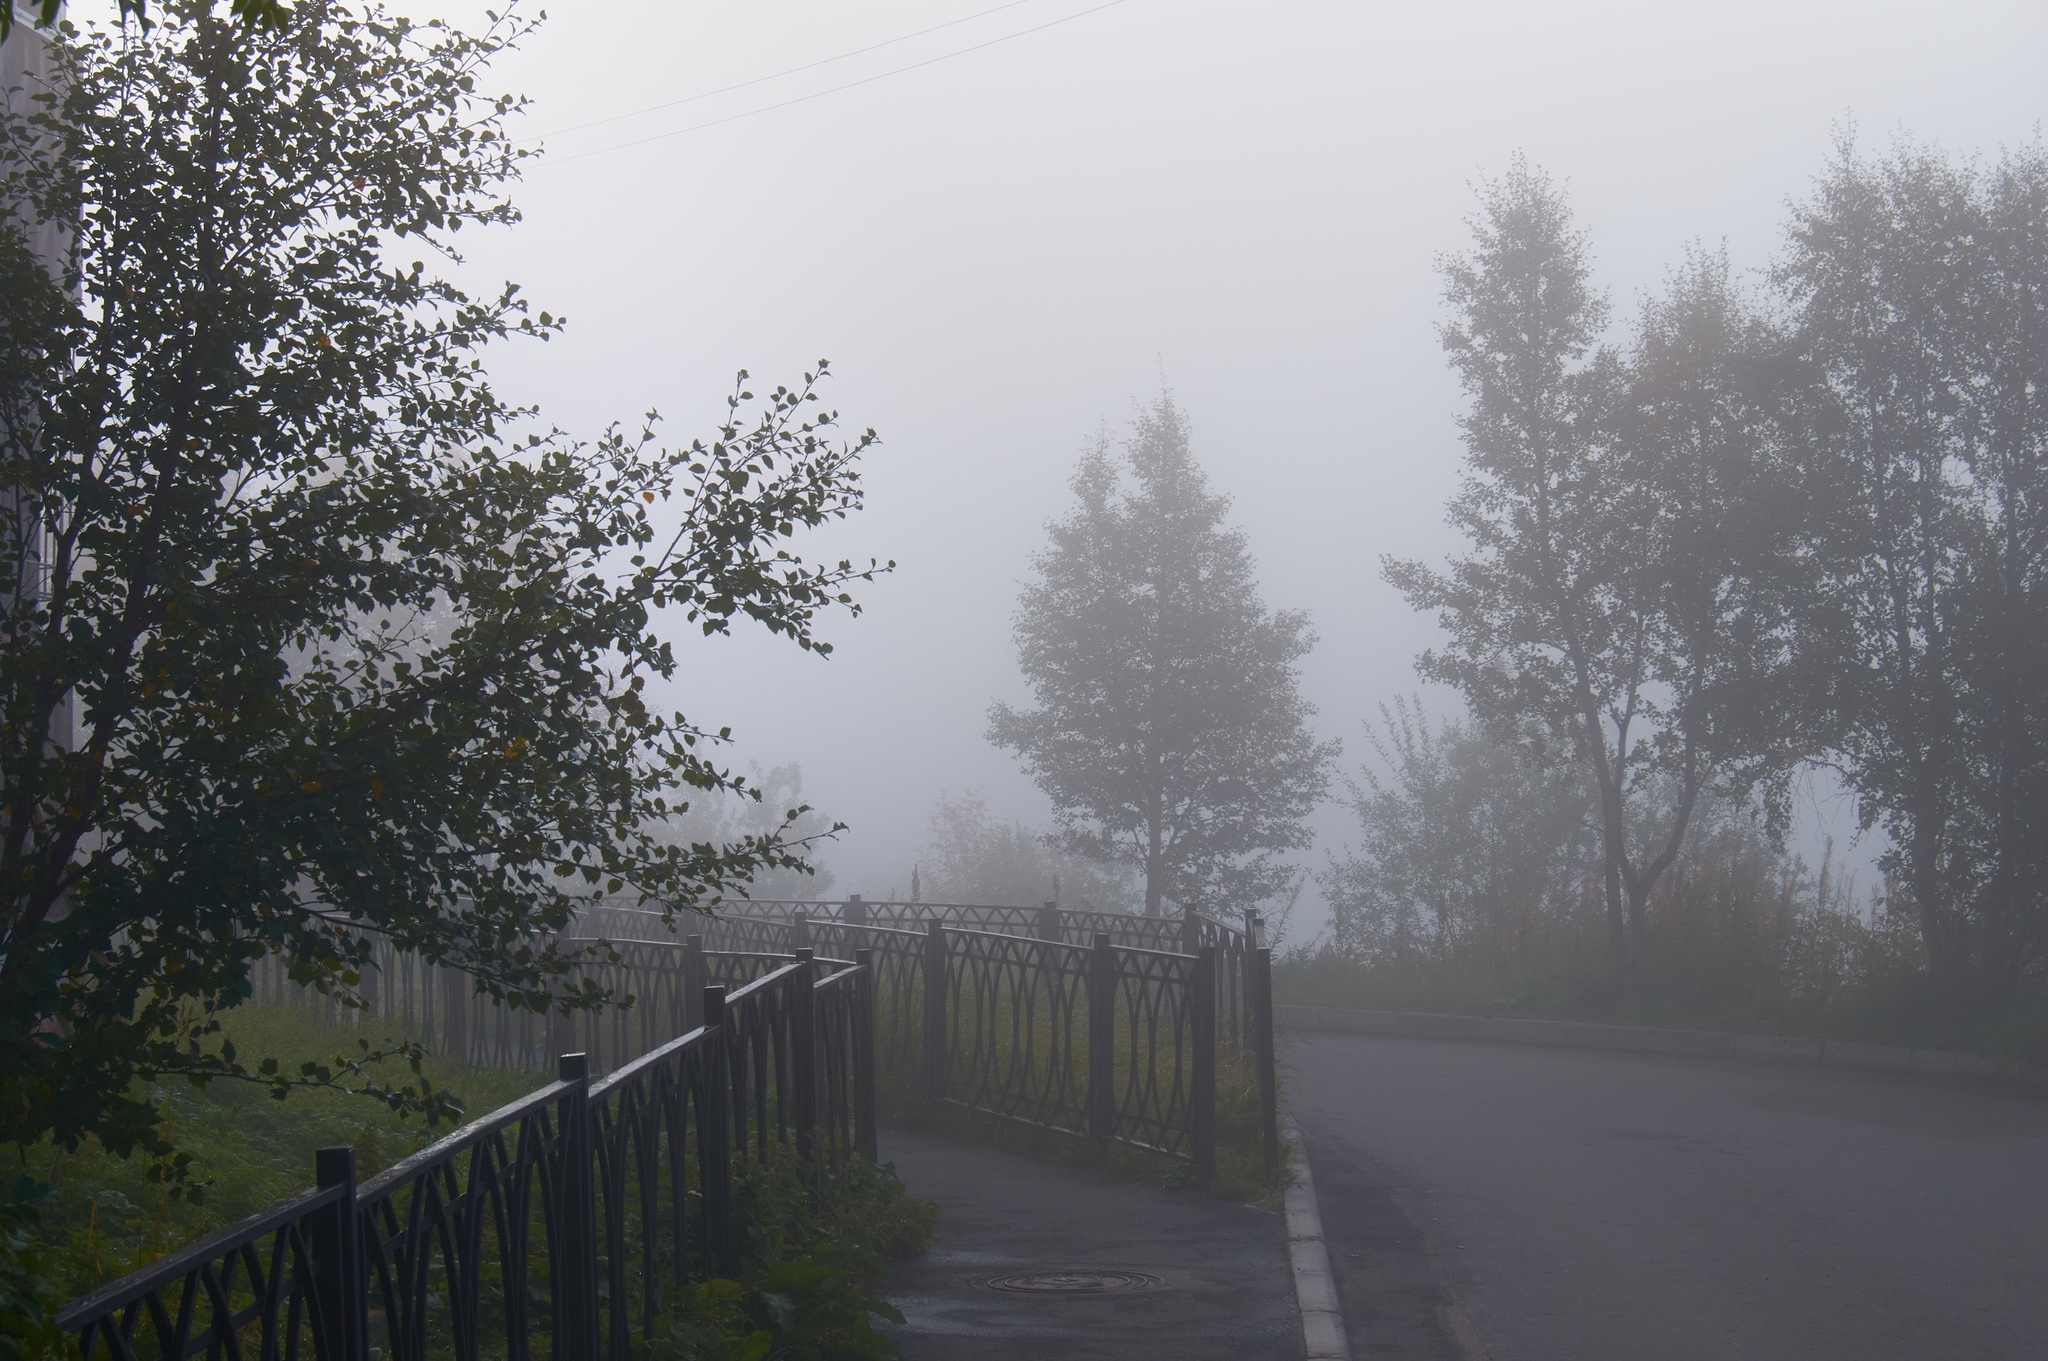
<box><xmin>315</xmin><ymin>1146</ymin><xmax>355</xmax><ymax>1186</ymax></box>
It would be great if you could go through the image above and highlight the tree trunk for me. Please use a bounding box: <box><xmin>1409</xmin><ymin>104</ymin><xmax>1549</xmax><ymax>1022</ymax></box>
<box><xmin>1603</xmin><ymin>839</ymin><xmax>1627</xmax><ymax>986</ymax></box>
<box><xmin>1906</xmin><ymin>777</ymin><xmax>1948</xmax><ymax>976</ymax></box>
<box><xmin>1625</xmin><ymin>879</ymin><xmax>1652</xmax><ymax>991</ymax></box>
<box><xmin>1144</xmin><ymin>825</ymin><xmax>1163</xmax><ymax>918</ymax></box>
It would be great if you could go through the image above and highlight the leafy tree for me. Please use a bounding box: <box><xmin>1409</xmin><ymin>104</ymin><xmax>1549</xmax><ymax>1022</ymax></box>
<box><xmin>987</xmin><ymin>392</ymin><xmax>1335</xmax><ymax>916</ymax></box>
<box><xmin>0</xmin><ymin>1</ymin><xmax>885</xmax><ymax>1163</ymax></box>
<box><xmin>1782</xmin><ymin>135</ymin><xmax>2048</xmax><ymax>987</ymax></box>
<box><xmin>2</xmin><ymin>0</ymin><xmax>288</xmax><ymax>44</ymax></box>
<box><xmin>1387</xmin><ymin>158</ymin><xmax>1801</xmax><ymax>987</ymax></box>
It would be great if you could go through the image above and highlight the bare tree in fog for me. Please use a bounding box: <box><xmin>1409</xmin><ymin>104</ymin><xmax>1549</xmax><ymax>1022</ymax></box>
<box><xmin>1322</xmin><ymin>697</ymin><xmax>1598</xmax><ymax>968</ymax></box>
<box><xmin>988</xmin><ymin>391</ymin><xmax>1335</xmax><ymax>917</ymax></box>
<box><xmin>651</xmin><ymin>763</ymin><xmax>840</xmax><ymax>903</ymax></box>
<box><xmin>915</xmin><ymin>788</ymin><xmax>1138</xmax><ymax>911</ymax></box>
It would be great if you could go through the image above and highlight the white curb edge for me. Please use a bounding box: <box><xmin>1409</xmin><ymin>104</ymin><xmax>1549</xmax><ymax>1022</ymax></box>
<box><xmin>1282</xmin><ymin>1118</ymin><xmax>1352</xmax><ymax>1361</ymax></box>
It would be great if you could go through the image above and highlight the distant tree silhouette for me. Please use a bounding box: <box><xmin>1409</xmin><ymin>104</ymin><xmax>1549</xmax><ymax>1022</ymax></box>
<box><xmin>989</xmin><ymin>392</ymin><xmax>1334</xmax><ymax>917</ymax></box>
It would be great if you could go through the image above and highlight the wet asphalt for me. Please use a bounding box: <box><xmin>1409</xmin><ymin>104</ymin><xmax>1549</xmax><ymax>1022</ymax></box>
<box><xmin>1289</xmin><ymin>1031</ymin><xmax>2048</xmax><ymax>1361</ymax></box>
<box><xmin>877</xmin><ymin>1128</ymin><xmax>1301</xmax><ymax>1359</ymax></box>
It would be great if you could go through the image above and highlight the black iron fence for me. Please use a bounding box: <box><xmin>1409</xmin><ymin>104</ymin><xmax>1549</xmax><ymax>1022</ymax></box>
<box><xmin>247</xmin><ymin>898</ymin><xmax>1277</xmax><ymax>1175</ymax></box>
<box><xmin>670</xmin><ymin>902</ymin><xmax>1280</xmax><ymax>1182</ymax></box>
<box><xmin>250</xmin><ymin>931</ymin><xmax>853</xmax><ymax>1078</ymax></box>
<box><xmin>70</xmin><ymin>896</ymin><xmax>1277</xmax><ymax>1357</ymax></box>
<box><xmin>61</xmin><ymin>950</ymin><xmax>872</xmax><ymax>1361</ymax></box>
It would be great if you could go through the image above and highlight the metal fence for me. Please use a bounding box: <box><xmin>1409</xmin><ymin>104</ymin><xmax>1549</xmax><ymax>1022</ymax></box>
<box><xmin>60</xmin><ymin>951</ymin><xmax>874</xmax><ymax>1361</ymax></box>
<box><xmin>247</xmin><ymin>897</ymin><xmax>1276</xmax><ymax>1175</ymax></box>
<box><xmin>250</xmin><ymin>932</ymin><xmax>854</xmax><ymax>1077</ymax></box>
<box><xmin>67</xmin><ymin>895</ymin><xmax>1278</xmax><ymax>1358</ymax></box>
<box><xmin>674</xmin><ymin>901</ymin><xmax>1280</xmax><ymax>1181</ymax></box>
<box><xmin>587</xmin><ymin>896</ymin><xmax>1266</xmax><ymax>1046</ymax></box>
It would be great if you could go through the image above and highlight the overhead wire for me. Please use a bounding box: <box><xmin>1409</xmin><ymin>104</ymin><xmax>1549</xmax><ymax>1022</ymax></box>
<box><xmin>530</xmin><ymin>0</ymin><xmax>1046</xmax><ymax>140</ymax></box>
<box><xmin>534</xmin><ymin>0</ymin><xmax>1133</xmax><ymax>169</ymax></box>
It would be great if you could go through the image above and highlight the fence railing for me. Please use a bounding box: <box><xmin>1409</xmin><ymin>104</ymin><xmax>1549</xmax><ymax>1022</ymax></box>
<box><xmin>251</xmin><ymin>931</ymin><xmax>854</xmax><ymax>1078</ymax></box>
<box><xmin>678</xmin><ymin>904</ymin><xmax>1279</xmax><ymax>1181</ymax></box>
<box><xmin>247</xmin><ymin>896</ymin><xmax>1277</xmax><ymax>1177</ymax></box>
<box><xmin>61</xmin><ymin>950</ymin><xmax>871</xmax><ymax>1361</ymax></box>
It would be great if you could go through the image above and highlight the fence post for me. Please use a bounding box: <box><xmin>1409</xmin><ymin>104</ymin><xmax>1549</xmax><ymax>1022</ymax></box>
<box><xmin>1087</xmin><ymin>932</ymin><xmax>1117</xmax><ymax>1141</ymax></box>
<box><xmin>921</xmin><ymin>921</ymin><xmax>949</xmax><ymax>1103</ymax></box>
<box><xmin>310</xmin><ymin>1147</ymin><xmax>362</xmax><ymax>1361</ymax></box>
<box><xmin>1190</xmin><ymin>947</ymin><xmax>1217</xmax><ymax>1185</ymax></box>
<box><xmin>684</xmin><ymin>933</ymin><xmax>708</xmax><ymax>1030</ymax></box>
<box><xmin>555</xmin><ymin>1052</ymin><xmax>598</xmax><ymax>1361</ymax></box>
<box><xmin>792</xmin><ymin>947</ymin><xmax>818</xmax><ymax>1161</ymax></box>
<box><xmin>845</xmin><ymin>894</ymin><xmax>867</xmax><ymax>927</ymax></box>
<box><xmin>1238</xmin><ymin>914</ymin><xmax>1264</xmax><ymax>1050</ymax></box>
<box><xmin>442</xmin><ymin>966</ymin><xmax>469</xmax><ymax>1067</ymax></box>
<box><xmin>699</xmin><ymin>986</ymin><xmax>738</xmax><ymax>1277</ymax></box>
<box><xmin>359</xmin><ymin>948</ymin><xmax>380</xmax><ymax>1019</ymax></box>
<box><xmin>1249</xmin><ymin>946</ymin><xmax>1280</xmax><ymax>1186</ymax></box>
<box><xmin>791</xmin><ymin>910</ymin><xmax>813</xmax><ymax>952</ymax></box>
<box><xmin>852</xmin><ymin>948</ymin><xmax>879</xmax><ymax>1162</ymax></box>
<box><xmin>419</xmin><ymin>956</ymin><xmax>435</xmax><ymax>1053</ymax></box>
<box><xmin>1035</xmin><ymin>901</ymin><xmax>1063</xmax><ymax>942</ymax></box>
<box><xmin>1181</xmin><ymin>904</ymin><xmax>1202</xmax><ymax>955</ymax></box>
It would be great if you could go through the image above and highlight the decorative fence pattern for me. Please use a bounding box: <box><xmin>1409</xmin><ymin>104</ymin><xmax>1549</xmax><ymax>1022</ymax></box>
<box><xmin>61</xmin><ymin>951</ymin><xmax>871</xmax><ymax>1361</ymax></box>
<box><xmin>647</xmin><ymin>897</ymin><xmax>1263</xmax><ymax>1048</ymax></box>
<box><xmin>678</xmin><ymin>903</ymin><xmax>1279</xmax><ymax>1181</ymax></box>
<box><xmin>71</xmin><ymin>896</ymin><xmax>1276</xmax><ymax>1358</ymax></box>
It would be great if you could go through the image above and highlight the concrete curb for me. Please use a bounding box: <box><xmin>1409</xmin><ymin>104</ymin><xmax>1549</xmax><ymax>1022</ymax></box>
<box><xmin>1275</xmin><ymin>1004</ymin><xmax>2048</xmax><ymax>1088</ymax></box>
<box><xmin>1282</xmin><ymin>1118</ymin><xmax>1351</xmax><ymax>1361</ymax></box>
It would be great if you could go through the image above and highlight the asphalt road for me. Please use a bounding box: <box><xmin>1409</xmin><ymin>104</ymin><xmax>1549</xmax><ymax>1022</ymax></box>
<box><xmin>1289</xmin><ymin>1031</ymin><xmax>2048</xmax><ymax>1361</ymax></box>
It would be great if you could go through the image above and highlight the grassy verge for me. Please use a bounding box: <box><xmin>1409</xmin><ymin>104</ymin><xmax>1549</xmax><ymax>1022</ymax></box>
<box><xmin>20</xmin><ymin>1004</ymin><xmax>933</xmax><ymax>1361</ymax></box>
<box><xmin>1276</xmin><ymin>953</ymin><xmax>2048</xmax><ymax>1067</ymax></box>
<box><xmin>31</xmin><ymin>1004</ymin><xmax>535</xmax><ymax>1299</ymax></box>
<box><xmin>678</xmin><ymin>1145</ymin><xmax>934</xmax><ymax>1360</ymax></box>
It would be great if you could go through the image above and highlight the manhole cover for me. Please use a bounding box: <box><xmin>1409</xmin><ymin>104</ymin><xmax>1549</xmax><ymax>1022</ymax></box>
<box><xmin>973</xmin><ymin>1270</ymin><xmax>1167</xmax><ymax>1295</ymax></box>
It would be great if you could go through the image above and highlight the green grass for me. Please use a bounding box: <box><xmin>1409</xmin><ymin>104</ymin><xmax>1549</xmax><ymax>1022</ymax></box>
<box><xmin>1276</xmin><ymin>951</ymin><xmax>2048</xmax><ymax>1067</ymax></box>
<box><xmin>29</xmin><ymin>1003</ymin><xmax>536</xmax><ymax>1300</ymax></box>
<box><xmin>27</xmin><ymin>1001</ymin><xmax>935</xmax><ymax>1361</ymax></box>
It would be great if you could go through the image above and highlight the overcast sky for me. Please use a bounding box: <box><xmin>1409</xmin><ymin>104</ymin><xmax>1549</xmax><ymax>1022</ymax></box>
<box><xmin>101</xmin><ymin>0</ymin><xmax>2048</xmax><ymax>935</ymax></box>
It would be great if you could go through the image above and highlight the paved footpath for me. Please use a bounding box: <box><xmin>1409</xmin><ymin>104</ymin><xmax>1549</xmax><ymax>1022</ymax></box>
<box><xmin>1290</xmin><ymin>1031</ymin><xmax>2048</xmax><ymax>1361</ymax></box>
<box><xmin>878</xmin><ymin>1129</ymin><xmax>1303</xmax><ymax>1360</ymax></box>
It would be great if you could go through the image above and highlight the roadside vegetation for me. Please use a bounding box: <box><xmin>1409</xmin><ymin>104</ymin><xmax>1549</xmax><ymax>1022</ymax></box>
<box><xmin>19</xmin><ymin>1004</ymin><xmax>933</xmax><ymax>1360</ymax></box>
<box><xmin>1303</xmin><ymin>139</ymin><xmax>2048</xmax><ymax>1061</ymax></box>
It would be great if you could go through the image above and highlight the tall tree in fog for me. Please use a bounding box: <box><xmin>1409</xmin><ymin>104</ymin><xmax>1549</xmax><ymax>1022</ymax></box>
<box><xmin>1388</xmin><ymin>159</ymin><xmax>1799</xmax><ymax>987</ymax></box>
<box><xmin>988</xmin><ymin>393</ymin><xmax>1335</xmax><ymax>916</ymax></box>
<box><xmin>1782</xmin><ymin>137</ymin><xmax>2048</xmax><ymax>987</ymax></box>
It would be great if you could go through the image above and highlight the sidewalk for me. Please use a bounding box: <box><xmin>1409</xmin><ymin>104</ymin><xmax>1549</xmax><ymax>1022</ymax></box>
<box><xmin>878</xmin><ymin>1130</ymin><xmax>1303</xmax><ymax>1360</ymax></box>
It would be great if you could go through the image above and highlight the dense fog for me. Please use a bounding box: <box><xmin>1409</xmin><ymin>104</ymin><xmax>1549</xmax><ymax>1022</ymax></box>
<box><xmin>118</xmin><ymin>0</ymin><xmax>2048</xmax><ymax>933</ymax></box>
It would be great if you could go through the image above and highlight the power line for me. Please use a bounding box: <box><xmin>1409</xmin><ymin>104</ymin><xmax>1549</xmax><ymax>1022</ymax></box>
<box><xmin>532</xmin><ymin>0</ymin><xmax>1046</xmax><ymax>141</ymax></box>
<box><xmin>535</xmin><ymin>0</ymin><xmax>1133</xmax><ymax>169</ymax></box>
